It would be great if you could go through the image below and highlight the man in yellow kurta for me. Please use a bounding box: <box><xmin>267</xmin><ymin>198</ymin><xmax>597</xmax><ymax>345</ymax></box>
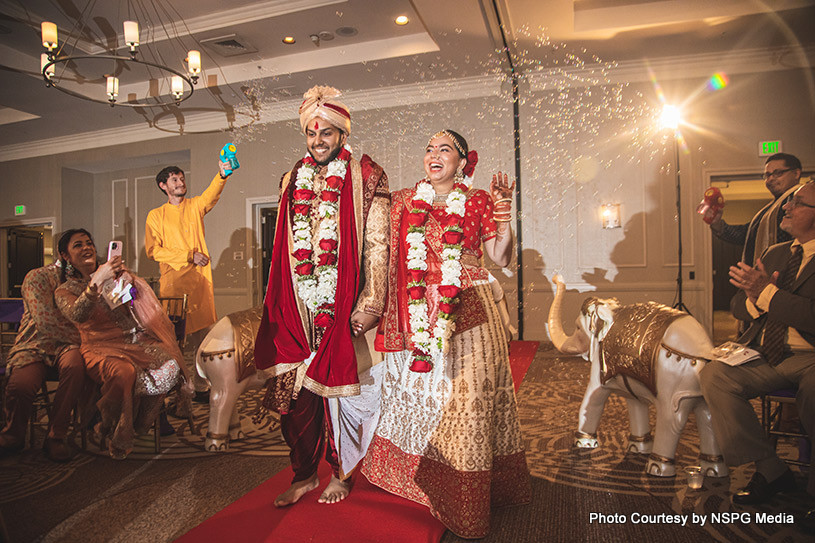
<box><xmin>145</xmin><ymin>160</ymin><xmax>232</xmax><ymax>363</ymax></box>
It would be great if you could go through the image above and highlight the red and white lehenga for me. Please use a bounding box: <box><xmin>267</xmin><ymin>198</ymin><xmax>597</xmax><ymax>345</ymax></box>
<box><xmin>363</xmin><ymin>186</ymin><xmax>531</xmax><ymax>539</ymax></box>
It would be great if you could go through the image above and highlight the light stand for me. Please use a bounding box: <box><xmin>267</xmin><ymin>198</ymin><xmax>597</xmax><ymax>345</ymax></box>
<box><xmin>660</xmin><ymin>105</ymin><xmax>689</xmax><ymax>313</ymax></box>
<box><xmin>672</xmin><ymin>136</ymin><xmax>689</xmax><ymax>313</ymax></box>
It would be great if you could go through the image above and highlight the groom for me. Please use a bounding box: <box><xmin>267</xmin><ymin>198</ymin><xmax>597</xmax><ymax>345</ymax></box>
<box><xmin>254</xmin><ymin>86</ymin><xmax>389</xmax><ymax>505</ymax></box>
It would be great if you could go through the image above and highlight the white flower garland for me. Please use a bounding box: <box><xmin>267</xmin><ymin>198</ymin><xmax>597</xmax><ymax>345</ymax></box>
<box><xmin>406</xmin><ymin>180</ymin><xmax>467</xmax><ymax>368</ymax></box>
<box><xmin>291</xmin><ymin>145</ymin><xmax>351</xmax><ymax>322</ymax></box>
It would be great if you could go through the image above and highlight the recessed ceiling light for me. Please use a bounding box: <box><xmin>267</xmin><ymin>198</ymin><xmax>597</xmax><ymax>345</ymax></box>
<box><xmin>395</xmin><ymin>15</ymin><xmax>409</xmax><ymax>26</ymax></box>
<box><xmin>282</xmin><ymin>36</ymin><xmax>295</xmax><ymax>44</ymax></box>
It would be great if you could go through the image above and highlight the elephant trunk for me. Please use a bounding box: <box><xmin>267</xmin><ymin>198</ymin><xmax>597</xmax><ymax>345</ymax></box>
<box><xmin>548</xmin><ymin>275</ymin><xmax>590</xmax><ymax>355</ymax></box>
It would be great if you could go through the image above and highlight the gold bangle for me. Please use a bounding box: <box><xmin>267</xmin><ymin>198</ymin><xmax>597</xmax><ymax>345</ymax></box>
<box><xmin>494</xmin><ymin>217</ymin><xmax>512</xmax><ymax>222</ymax></box>
<box><xmin>493</xmin><ymin>198</ymin><xmax>512</xmax><ymax>205</ymax></box>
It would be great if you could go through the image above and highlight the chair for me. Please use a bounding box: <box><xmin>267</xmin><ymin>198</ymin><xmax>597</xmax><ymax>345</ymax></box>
<box><xmin>0</xmin><ymin>298</ymin><xmax>24</xmax><ymax>427</ymax></box>
<box><xmin>762</xmin><ymin>387</ymin><xmax>811</xmax><ymax>467</ymax></box>
<box><xmin>154</xmin><ymin>294</ymin><xmax>197</xmax><ymax>453</ymax></box>
<box><xmin>158</xmin><ymin>295</ymin><xmax>188</xmax><ymax>350</ymax></box>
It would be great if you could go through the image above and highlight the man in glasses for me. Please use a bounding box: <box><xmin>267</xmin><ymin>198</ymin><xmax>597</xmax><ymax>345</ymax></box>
<box><xmin>701</xmin><ymin>181</ymin><xmax>815</xmax><ymax>532</ymax></box>
<box><xmin>709</xmin><ymin>153</ymin><xmax>802</xmax><ymax>268</ymax></box>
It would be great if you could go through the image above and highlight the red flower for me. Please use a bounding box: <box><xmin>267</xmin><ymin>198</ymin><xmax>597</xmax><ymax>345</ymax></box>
<box><xmin>462</xmin><ymin>151</ymin><xmax>478</xmax><ymax>177</ymax></box>
<box><xmin>319</xmin><ymin>239</ymin><xmax>338</xmax><ymax>251</ymax></box>
<box><xmin>442</xmin><ymin>214</ymin><xmax>463</xmax><ymax>228</ymax></box>
<box><xmin>292</xmin><ymin>248</ymin><xmax>312</xmax><ymax>261</ymax></box>
<box><xmin>439</xmin><ymin>301</ymin><xmax>458</xmax><ymax>315</ymax></box>
<box><xmin>325</xmin><ymin>175</ymin><xmax>344</xmax><ymax>190</ymax></box>
<box><xmin>293</xmin><ymin>204</ymin><xmax>311</xmax><ymax>216</ymax></box>
<box><xmin>321</xmin><ymin>190</ymin><xmax>339</xmax><ymax>202</ymax></box>
<box><xmin>318</xmin><ymin>253</ymin><xmax>337</xmax><ymax>266</ymax></box>
<box><xmin>412</xmin><ymin>199</ymin><xmax>431</xmax><ymax>212</ymax></box>
<box><xmin>314</xmin><ymin>312</ymin><xmax>334</xmax><ymax>328</ymax></box>
<box><xmin>441</xmin><ymin>230</ymin><xmax>463</xmax><ymax>245</ymax></box>
<box><xmin>407</xmin><ymin>212</ymin><xmax>428</xmax><ymax>227</ymax></box>
<box><xmin>438</xmin><ymin>285</ymin><xmax>461</xmax><ymax>298</ymax></box>
<box><xmin>293</xmin><ymin>189</ymin><xmax>316</xmax><ymax>201</ymax></box>
<box><xmin>410</xmin><ymin>358</ymin><xmax>432</xmax><ymax>373</ymax></box>
<box><xmin>408</xmin><ymin>269</ymin><xmax>426</xmax><ymax>283</ymax></box>
<box><xmin>295</xmin><ymin>262</ymin><xmax>314</xmax><ymax>276</ymax></box>
<box><xmin>407</xmin><ymin>285</ymin><xmax>426</xmax><ymax>300</ymax></box>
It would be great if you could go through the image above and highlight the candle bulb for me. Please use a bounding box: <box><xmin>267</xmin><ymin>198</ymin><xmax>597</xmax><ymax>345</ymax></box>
<box><xmin>41</xmin><ymin>22</ymin><xmax>58</xmax><ymax>51</ymax></box>
<box><xmin>187</xmin><ymin>50</ymin><xmax>201</xmax><ymax>75</ymax></box>
<box><xmin>123</xmin><ymin>21</ymin><xmax>139</xmax><ymax>51</ymax></box>
<box><xmin>171</xmin><ymin>76</ymin><xmax>183</xmax><ymax>98</ymax></box>
<box><xmin>106</xmin><ymin>76</ymin><xmax>119</xmax><ymax>98</ymax></box>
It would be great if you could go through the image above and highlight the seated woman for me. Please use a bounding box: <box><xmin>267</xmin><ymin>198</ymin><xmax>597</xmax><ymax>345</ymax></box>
<box><xmin>362</xmin><ymin>130</ymin><xmax>531</xmax><ymax>538</ymax></box>
<box><xmin>54</xmin><ymin>229</ymin><xmax>190</xmax><ymax>458</ymax></box>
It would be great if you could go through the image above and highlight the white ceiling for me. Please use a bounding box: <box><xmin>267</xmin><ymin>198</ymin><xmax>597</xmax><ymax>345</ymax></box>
<box><xmin>0</xmin><ymin>0</ymin><xmax>813</xmax><ymax>156</ymax></box>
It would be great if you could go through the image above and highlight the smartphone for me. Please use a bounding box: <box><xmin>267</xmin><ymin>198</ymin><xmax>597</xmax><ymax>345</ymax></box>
<box><xmin>107</xmin><ymin>240</ymin><xmax>122</xmax><ymax>261</ymax></box>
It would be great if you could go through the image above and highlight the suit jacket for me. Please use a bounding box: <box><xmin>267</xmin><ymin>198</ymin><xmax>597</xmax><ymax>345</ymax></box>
<box><xmin>732</xmin><ymin>240</ymin><xmax>815</xmax><ymax>348</ymax></box>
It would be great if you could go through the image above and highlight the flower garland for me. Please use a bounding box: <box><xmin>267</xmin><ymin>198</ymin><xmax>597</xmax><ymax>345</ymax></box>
<box><xmin>406</xmin><ymin>179</ymin><xmax>467</xmax><ymax>372</ymax></box>
<box><xmin>290</xmin><ymin>144</ymin><xmax>352</xmax><ymax>328</ymax></box>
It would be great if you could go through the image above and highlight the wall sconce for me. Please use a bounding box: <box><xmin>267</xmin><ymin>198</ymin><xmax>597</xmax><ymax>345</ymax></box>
<box><xmin>601</xmin><ymin>203</ymin><xmax>621</xmax><ymax>229</ymax></box>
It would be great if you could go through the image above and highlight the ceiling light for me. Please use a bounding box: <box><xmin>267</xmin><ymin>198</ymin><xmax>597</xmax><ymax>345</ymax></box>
<box><xmin>283</xmin><ymin>36</ymin><xmax>296</xmax><ymax>44</ymax></box>
<box><xmin>39</xmin><ymin>5</ymin><xmax>200</xmax><ymax>108</ymax></box>
<box><xmin>395</xmin><ymin>15</ymin><xmax>409</xmax><ymax>26</ymax></box>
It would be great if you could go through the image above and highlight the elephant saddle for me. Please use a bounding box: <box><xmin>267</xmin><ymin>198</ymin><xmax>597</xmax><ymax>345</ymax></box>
<box><xmin>599</xmin><ymin>302</ymin><xmax>685</xmax><ymax>396</ymax></box>
<box><xmin>199</xmin><ymin>306</ymin><xmax>264</xmax><ymax>383</ymax></box>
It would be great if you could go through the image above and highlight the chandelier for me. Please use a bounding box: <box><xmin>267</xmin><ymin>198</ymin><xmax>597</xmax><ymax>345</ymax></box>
<box><xmin>39</xmin><ymin>5</ymin><xmax>202</xmax><ymax>108</ymax></box>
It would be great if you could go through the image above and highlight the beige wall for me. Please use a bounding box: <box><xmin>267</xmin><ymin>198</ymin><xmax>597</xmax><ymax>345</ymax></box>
<box><xmin>1</xmin><ymin>67</ymin><xmax>813</xmax><ymax>339</ymax></box>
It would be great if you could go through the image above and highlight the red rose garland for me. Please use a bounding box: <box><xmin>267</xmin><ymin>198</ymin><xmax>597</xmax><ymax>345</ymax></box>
<box><xmin>405</xmin><ymin>179</ymin><xmax>468</xmax><ymax>372</ymax></box>
<box><xmin>290</xmin><ymin>145</ymin><xmax>352</xmax><ymax>329</ymax></box>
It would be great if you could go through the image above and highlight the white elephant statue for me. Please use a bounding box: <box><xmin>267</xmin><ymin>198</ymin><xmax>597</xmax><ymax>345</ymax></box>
<box><xmin>196</xmin><ymin>306</ymin><xmax>270</xmax><ymax>452</ymax></box>
<box><xmin>547</xmin><ymin>275</ymin><xmax>728</xmax><ymax>478</ymax></box>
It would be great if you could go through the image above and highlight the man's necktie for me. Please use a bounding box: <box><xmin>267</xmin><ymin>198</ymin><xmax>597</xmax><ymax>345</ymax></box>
<box><xmin>761</xmin><ymin>244</ymin><xmax>803</xmax><ymax>366</ymax></box>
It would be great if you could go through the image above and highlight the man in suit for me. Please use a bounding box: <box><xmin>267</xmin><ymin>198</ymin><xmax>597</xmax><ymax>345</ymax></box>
<box><xmin>701</xmin><ymin>181</ymin><xmax>815</xmax><ymax>529</ymax></box>
<box><xmin>708</xmin><ymin>152</ymin><xmax>802</xmax><ymax>267</ymax></box>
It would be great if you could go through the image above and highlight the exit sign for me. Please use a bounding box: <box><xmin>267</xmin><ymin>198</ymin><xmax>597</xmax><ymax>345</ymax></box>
<box><xmin>14</xmin><ymin>205</ymin><xmax>25</xmax><ymax>216</ymax></box>
<box><xmin>759</xmin><ymin>140</ymin><xmax>782</xmax><ymax>156</ymax></box>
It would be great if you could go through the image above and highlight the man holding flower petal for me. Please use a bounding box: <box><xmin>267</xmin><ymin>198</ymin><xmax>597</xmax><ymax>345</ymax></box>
<box><xmin>254</xmin><ymin>86</ymin><xmax>389</xmax><ymax>506</ymax></box>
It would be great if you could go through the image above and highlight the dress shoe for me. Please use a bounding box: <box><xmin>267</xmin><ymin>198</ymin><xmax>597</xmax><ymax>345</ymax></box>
<box><xmin>43</xmin><ymin>438</ymin><xmax>71</xmax><ymax>463</ymax></box>
<box><xmin>799</xmin><ymin>509</ymin><xmax>815</xmax><ymax>535</ymax></box>
<box><xmin>732</xmin><ymin>469</ymin><xmax>797</xmax><ymax>505</ymax></box>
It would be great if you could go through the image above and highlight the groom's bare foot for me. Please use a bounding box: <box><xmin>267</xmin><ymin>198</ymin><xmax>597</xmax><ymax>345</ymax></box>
<box><xmin>273</xmin><ymin>473</ymin><xmax>319</xmax><ymax>507</ymax></box>
<box><xmin>317</xmin><ymin>475</ymin><xmax>351</xmax><ymax>504</ymax></box>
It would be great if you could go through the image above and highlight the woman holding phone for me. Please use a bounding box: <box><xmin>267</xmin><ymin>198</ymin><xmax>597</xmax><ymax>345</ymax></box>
<box><xmin>54</xmin><ymin>229</ymin><xmax>190</xmax><ymax>458</ymax></box>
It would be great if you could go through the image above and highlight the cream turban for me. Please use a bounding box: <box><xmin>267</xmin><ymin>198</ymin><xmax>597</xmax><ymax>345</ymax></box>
<box><xmin>298</xmin><ymin>85</ymin><xmax>351</xmax><ymax>135</ymax></box>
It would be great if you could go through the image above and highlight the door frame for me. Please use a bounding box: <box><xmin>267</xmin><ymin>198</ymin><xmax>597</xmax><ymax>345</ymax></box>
<box><xmin>0</xmin><ymin>216</ymin><xmax>56</xmax><ymax>297</ymax></box>
<box><xmin>245</xmin><ymin>196</ymin><xmax>278</xmax><ymax>307</ymax></box>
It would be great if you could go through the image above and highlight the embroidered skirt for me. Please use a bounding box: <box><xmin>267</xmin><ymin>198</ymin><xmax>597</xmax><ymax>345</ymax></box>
<box><xmin>362</xmin><ymin>282</ymin><xmax>530</xmax><ymax>538</ymax></box>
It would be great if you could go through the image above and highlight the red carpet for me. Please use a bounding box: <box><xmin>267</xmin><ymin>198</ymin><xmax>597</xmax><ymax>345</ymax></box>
<box><xmin>509</xmin><ymin>340</ymin><xmax>539</xmax><ymax>392</ymax></box>
<box><xmin>176</xmin><ymin>340</ymin><xmax>538</xmax><ymax>543</ymax></box>
<box><xmin>175</xmin><ymin>463</ymin><xmax>446</xmax><ymax>543</ymax></box>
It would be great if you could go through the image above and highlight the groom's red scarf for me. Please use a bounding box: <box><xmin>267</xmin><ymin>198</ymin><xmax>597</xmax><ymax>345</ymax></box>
<box><xmin>254</xmin><ymin>159</ymin><xmax>360</xmax><ymax>396</ymax></box>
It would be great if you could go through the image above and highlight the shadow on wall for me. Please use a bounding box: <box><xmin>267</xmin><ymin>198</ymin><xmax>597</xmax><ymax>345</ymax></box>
<box><xmin>213</xmin><ymin>227</ymin><xmax>258</xmax><ymax>291</ymax></box>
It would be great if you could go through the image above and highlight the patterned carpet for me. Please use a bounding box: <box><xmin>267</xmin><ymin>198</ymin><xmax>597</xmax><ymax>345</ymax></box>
<box><xmin>1</xmin><ymin>345</ymin><xmax>811</xmax><ymax>542</ymax></box>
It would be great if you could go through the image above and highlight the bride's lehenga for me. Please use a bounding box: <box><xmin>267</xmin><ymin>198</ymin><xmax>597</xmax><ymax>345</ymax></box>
<box><xmin>363</xmin><ymin>187</ymin><xmax>531</xmax><ymax>539</ymax></box>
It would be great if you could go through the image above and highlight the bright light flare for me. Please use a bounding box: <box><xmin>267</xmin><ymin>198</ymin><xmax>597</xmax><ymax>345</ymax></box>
<box><xmin>659</xmin><ymin>105</ymin><xmax>681</xmax><ymax>130</ymax></box>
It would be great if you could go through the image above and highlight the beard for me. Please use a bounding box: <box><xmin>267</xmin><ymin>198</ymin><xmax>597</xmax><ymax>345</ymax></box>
<box><xmin>308</xmin><ymin>143</ymin><xmax>343</xmax><ymax>166</ymax></box>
